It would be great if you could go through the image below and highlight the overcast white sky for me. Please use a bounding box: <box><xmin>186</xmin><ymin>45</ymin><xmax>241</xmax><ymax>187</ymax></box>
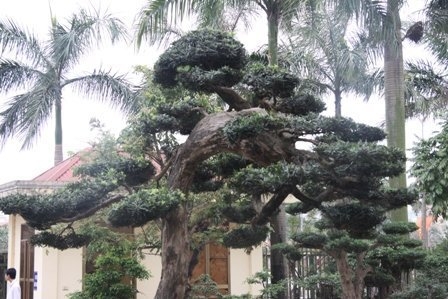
<box><xmin>0</xmin><ymin>0</ymin><xmax>438</xmax><ymax>185</ymax></box>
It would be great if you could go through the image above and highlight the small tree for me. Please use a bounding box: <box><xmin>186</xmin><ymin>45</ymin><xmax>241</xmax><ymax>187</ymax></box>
<box><xmin>284</xmin><ymin>147</ymin><xmax>424</xmax><ymax>299</ymax></box>
<box><xmin>67</xmin><ymin>226</ymin><xmax>150</xmax><ymax>299</ymax></box>
<box><xmin>0</xmin><ymin>29</ymin><xmax>416</xmax><ymax>299</ymax></box>
<box><xmin>411</xmin><ymin>119</ymin><xmax>448</xmax><ymax>218</ymax></box>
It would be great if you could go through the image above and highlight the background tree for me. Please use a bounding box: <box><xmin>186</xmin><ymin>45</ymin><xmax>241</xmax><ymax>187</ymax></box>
<box><xmin>0</xmin><ymin>30</ymin><xmax>416</xmax><ymax>299</ymax></box>
<box><xmin>0</xmin><ymin>8</ymin><xmax>137</xmax><ymax>165</ymax></box>
<box><xmin>287</xmin><ymin>218</ymin><xmax>424</xmax><ymax>299</ymax></box>
<box><xmin>390</xmin><ymin>234</ymin><xmax>448</xmax><ymax>299</ymax></box>
<box><xmin>326</xmin><ymin>0</ymin><xmax>408</xmax><ymax>223</ymax></box>
<box><xmin>283</xmin><ymin>2</ymin><xmax>372</xmax><ymax>118</ymax></box>
<box><xmin>411</xmin><ymin>118</ymin><xmax>448</xmax><ymax>218</ymax></box>
<box><xmin>0</xmin><ymin>225</ymin><xmax>7</xmax><ymax>252</ymax></box>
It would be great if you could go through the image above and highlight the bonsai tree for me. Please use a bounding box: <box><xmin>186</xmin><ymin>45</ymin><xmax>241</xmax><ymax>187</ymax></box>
<box><xmin>0</xmin><ymin>29</ymin><xmax>416</xmax><ymax>299</ymax></box>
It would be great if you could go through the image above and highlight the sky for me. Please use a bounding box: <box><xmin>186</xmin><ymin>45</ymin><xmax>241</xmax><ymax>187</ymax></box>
<box><xmin>0</xmin><ymin>0</ymin><xmax>439</xmax><ymax>186</ymax></box>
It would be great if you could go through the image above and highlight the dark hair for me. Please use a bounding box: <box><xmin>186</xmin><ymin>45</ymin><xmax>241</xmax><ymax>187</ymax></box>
<box><xmin>6</xmin><ymin>268</ymin><xmax>16</xmax><ymax>279</ymax></box>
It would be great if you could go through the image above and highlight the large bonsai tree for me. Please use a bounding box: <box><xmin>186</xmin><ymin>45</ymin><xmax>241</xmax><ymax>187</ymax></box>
<box><xmin>0</xmin><ymin>30</ymin><xmax>416</xmax><ymax>299</ymax></box>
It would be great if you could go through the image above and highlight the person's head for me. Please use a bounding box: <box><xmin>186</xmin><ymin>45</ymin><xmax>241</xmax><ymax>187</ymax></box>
<box><xmin>5</xmin><ymin>268</ymin><xmax>16</xmax><ymax>282</ymax></box>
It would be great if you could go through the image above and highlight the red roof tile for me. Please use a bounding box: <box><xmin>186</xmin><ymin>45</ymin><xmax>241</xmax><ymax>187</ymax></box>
<box><xmin>32</xmin><ymin>150</ymin><xmax>87</xmax><ymax>182</ymax></box>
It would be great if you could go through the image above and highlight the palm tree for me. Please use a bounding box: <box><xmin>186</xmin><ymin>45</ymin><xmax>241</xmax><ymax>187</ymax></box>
<box><xmin>0</xmin><ymin>8</ymin><xmax>138</xmax><ymax>165</ymax></box>
<box><xmin>329</xmin><ymin>0</ymin><xmax>408</xmax><ymax>222</ymax></box>
<box><xmin>283</xmin><ymin>3</ymin><xmax>372</xmax><ymax>118</ymax></box>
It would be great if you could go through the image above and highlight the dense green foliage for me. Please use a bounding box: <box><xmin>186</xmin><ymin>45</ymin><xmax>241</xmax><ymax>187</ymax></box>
<box><xmin>154</xmin><ymin>29</ymin><xmax>246</xmax><ymax>89</ymax></box>
<box><xmin>0</xmin><ymin>225</ymin><xmax>7</xmax><ymax>252</ymax></box>
<box><xmin>411</xmin><ymin>119</ymin><xmax>448</xmax><ymax>217</ymax></box>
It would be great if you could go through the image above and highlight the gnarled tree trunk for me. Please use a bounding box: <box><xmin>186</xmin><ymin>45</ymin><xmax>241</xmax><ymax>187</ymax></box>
<box><xmin>333</xmin><ymin>251</ymin><xmax>368</xmax><ymax>299</ymax></box>
<box><xmin>153</xmin><ymin>109</ymin><xmax>297</xmax><ymax>298</ymax></box>
<box><xmin>155</xmin><ymin>205</ymin><xmax>191</xmax><ymax>299</ymax></box>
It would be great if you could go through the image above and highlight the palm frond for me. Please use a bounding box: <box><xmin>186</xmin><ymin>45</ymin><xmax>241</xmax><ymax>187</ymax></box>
<box><xmin>135</xmin><ymin>0</ymin><xmax>257</xmax><ymax>46</ymax></box>
<box><xmin>329</xmin><ymin>0</ymin><xmax>390</xmax><ymax>50</ymax></box>
<box><xmin>0</xmin><ymin>86</ymin><xmax>55</xmax><ymax>149</ymax></box>
<box><xmin>0</xmin><ymin>19</ymin><xmax>48</xmax><ymax>67</ymax></box>
<box><xmin>195</xmin><ymin>0</ymin><xmax>226</xmax><ymax>28</ymax></box>
<box><xmin>426</xmin><ymin>0</ymin><xmax>448</xmax><ymax>34</ymax></box>
<box><xmin>424</xmin><ymin>0</ymin><xmax>448</xmax><ymax>66</ymax></box>
<box><xmin>0</xmin><ymin>59</ymin><xmax>44</xmax><ymax>93</ymax></box>
<box><xmin>63</xmin><ymin>70</ymin><xmax>140</xmax><ymax>115</ymax></box>
<box><xmin>136</xmin><ymin>0</ymin><xmax>198</xmax><ymax>47</ymax></box>
<box><xmin>404</xmin><ymin>60</ymin><xmax>448</xmax><ymax>119</ymax></box>
<box><xmin>196</xmin><ymin>1</ymin><xmax>258</xmax><ymax>32</ymax></box>
<box><xmin>424</xmin><ymin>33</ymin><xmax>448</xmax><ymax>66</ymax></box>
<box><xmin>281</xmin><ymin>0</ymin><xmax>322</xmax><ymax>29</ymax></box>
<box><xmin>50</xmin><ymin>8</ymin><xmax>128</xmax><ymax>72</ymax></box>
<box><xmin>331</xmin><ymin>0</ymin><xmax>387</xmax><ymax>22</ymax></box>
<box><xmin>349</xmin><ymin>29</ymin><xmax>383</xmax><ymax>65</ymax></box>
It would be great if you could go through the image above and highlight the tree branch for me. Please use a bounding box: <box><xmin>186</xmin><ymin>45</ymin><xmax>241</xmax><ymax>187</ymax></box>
<box><xmin>213</xmin><ymin>86</ymin><xmax>251</xmax><ymax>111</ymax></box>
<box><xmin>291</xmin><ymin>187</ymin><xmax>322</xmax><ymax>209</ymax></box>
<box><xmin>251</xmin><ymin>187</ymin><xmax>293</xmax><ymax>225</ymax></box>
<box><xmin>59</xmin><ymin>194</ymin><xmax>125</xmax><ymax>223</ymax></box>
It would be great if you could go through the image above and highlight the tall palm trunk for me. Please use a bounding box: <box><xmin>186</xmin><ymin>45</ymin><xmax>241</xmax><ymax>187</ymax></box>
<box><xmin>267</xmin><ymin>5</ymin><xmax>279</xmax><ymax>66</ymax></box>
<box><xmin>54</xmin><ymin>96</ymin><xmax>63</xmax><ymax>165</ymax></box>
<box><xmin>267</xmin><ymin>4</ymin><xmax>288</xmax><ymax>299</ymax></box>
<box><xmin>335</xmin><ymin>83</ymin><xmax>342</xmax><ymax>118</ymax></box>
<box><xmin>384</xmin><ymin>0</ymin><xmax>408</xmax><ymax>223</ymax></box>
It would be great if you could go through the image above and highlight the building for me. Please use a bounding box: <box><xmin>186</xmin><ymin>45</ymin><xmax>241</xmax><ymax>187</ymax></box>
<box><xmin>0</xmin><ymin>152</ymin><xmax>263</xmax><ymax>299</ymax></box>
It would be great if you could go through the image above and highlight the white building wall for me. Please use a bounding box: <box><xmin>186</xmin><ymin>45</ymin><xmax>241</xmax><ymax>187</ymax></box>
<box><xmin>136</xmin><ymin>253</ymin><xmax>162</xmax><ymax>299</ymax></box>
<box><xmin>33</xmin><ymin>247</ymin><xmax>58</xmax><ymax>299</ymax></box>
<box><xmin>57</xmin><ymin>248</ymin><xmax>83</xmax><ymax>298</ymax></box>
<box><xmin>32</xmin><ymin>241</ymin><xmax>83</xmax><ymax>299</ymax></box>
<box><xmin>230</xmin><ymin>247</ymin><xmax>263</xmax><ymax>296</ymax></box>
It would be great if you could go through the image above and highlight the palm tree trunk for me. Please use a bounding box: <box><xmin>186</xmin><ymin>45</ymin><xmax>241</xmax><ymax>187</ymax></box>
<box><xmin>335</xmin><ymin>86</ymin><xmax>342</xmax><ymax>118</ymax></box>
<box><xmin>384</xmin><ymin>0</ymin><xmax>408</xmax><ymax>222</ymax></box>
<box><xmin>267</xmin><ymin>4</ymin><xmax>288</xmax><ymax>299</ymax></box>
<box><xmin>267</xmin><ymin>5</ymin><xmax>279</xmax><ymax>66</ymax></box>
<box><xmin>54</xmin><ymin>97</ymin><xmax>63</xmax><ymax>165</ymax></box>
<box><xmin>270</xmin><ymin>204</ymin><xmax>288</xmax><ymax>299</ymax></box>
